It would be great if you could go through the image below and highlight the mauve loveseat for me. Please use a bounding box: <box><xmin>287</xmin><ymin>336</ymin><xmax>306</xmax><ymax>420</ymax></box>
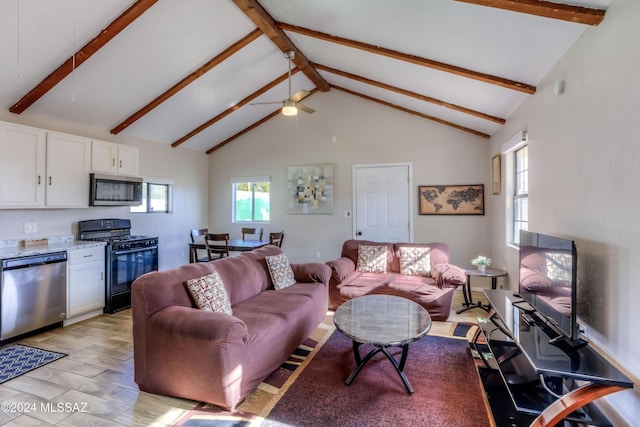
<box><xmin>132</xmin><ymin>245</ymin><xmax>330</xmax><ymax>410</ymax></box>
<box><xmin>326</xmin><ymin>239</ymin><xmax>466</xmax><ymax>321</ymax></box>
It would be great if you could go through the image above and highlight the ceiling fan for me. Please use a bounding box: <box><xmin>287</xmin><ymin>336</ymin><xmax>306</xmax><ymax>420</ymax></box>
<box><xmin>251</xmin><ymin>50</ymin><xmax>314</xmax><ymax>116</ymax></box>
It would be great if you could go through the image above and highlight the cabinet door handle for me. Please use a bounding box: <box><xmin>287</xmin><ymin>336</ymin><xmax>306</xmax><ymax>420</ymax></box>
<box><xmin>48</xmin><ymin>176</ymin><xmax>52</xmax><ymax>185</ymax></box>
<box><xmin>119</xmin><ymin>160</ymin><xmax>122</xmax><ymax>168</ymax></box>
<box><xmin>112</xmin><ymin>158</ymin><xmax>116</xmax><ymax>166</ymax></box>
<box><xmin>83</xmin><ymin>254</ymin><xmax>93</xmax><ymax>258</ymax></box>
<box><xmin>38</xmin><ymin>175</ymin><xmax>41</xmax><ymax>185</ymax></box>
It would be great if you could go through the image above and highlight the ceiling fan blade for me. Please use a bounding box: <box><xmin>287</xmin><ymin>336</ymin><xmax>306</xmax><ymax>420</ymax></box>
<box><xmin>250</xmin><ymin>101</ymin><xmax>284</xmax><ymax>106</ymax></box>
<box><xmin>296</xmin><ymin>102</ymin><xmax>315</xmax><ymax>114</ymax></box>
<box><xmin>291</xmin><ymin>89</ymin><xmax>310</xmax><ymax>103</ymax></box>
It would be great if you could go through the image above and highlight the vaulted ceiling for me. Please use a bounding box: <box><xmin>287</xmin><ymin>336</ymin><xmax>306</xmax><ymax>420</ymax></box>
<box><xmin>0</xmin><ymin>0</ymin><xmax>609</xmax><ymax>154</ymax></box>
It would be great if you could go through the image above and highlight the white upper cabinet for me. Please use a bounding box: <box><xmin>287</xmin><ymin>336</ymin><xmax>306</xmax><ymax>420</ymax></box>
<box><xmin>0</xmin><ymin>122</ymin><xmax>46</xmax><ymax>207</ymax></box>
<box><xmin>45</xmin><ymin>131</ymin><xmax>92</xmax><ymax>208</ymax></box>
<box><xmin>91</xmin><ymin>140</ymin><xmax>139</xmax><ymax>176</ymax></box>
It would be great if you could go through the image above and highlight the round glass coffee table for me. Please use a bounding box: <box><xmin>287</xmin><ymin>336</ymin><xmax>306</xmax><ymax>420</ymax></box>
<box><xmin>333</xmin><ymin>294</ymin><xmax>432</xmax><ymax>394</ymax></box>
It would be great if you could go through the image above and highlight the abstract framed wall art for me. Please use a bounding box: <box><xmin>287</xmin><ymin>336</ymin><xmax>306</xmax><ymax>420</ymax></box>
<box><xmin>418</xmin><ymin>184</ymin><xmax>484</xmax><ymax>215</ymax></box>
<box><xmin>287</xmin><ymin>164</ymin><xmax>334</xmax><ymax>214</ymax></box>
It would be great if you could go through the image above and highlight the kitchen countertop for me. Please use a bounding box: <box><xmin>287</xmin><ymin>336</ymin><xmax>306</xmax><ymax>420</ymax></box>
<box><xmin>0</xmin><ymin>235</ymin><xmax>105</xmax><ymax>261</ymax></box>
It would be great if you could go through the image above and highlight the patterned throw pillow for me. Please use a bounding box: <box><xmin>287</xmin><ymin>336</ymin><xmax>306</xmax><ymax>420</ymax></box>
<box><xmin>266</xmin><ymin>253</ymin><xmax>296</xmax><ymax>290</ymax></box>
<box><xmin>356</xmin><ymin>245</ymin><xmax>387</xmax><ymax>273</ymax></box>
<box><xmin>399</xmin><ymin>247</ymin><xmax>431</xmax><ymax>276</ymax></box>
<box><xmin>185</xmin><ymin>271</ymin><xmax>232</xmax><ymax>315</ymax></box>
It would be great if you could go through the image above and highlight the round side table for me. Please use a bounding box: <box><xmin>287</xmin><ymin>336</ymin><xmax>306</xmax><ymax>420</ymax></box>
<box><xmin>456</xmin><ymin>267</ymin><xmax>507</xmax><ymax>314</ymax></box>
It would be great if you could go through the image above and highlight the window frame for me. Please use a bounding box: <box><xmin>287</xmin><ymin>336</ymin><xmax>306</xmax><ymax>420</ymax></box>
<box><xmin>130</xmin><ymin>177</ymin><xmax>174</xmax><ymax>214</ymax></box>
<box><xmin>502</xmin><ymin>131</ymin><xmax>528</xmax><ymax>247</ymax></box>
<box><xmin>512</xmin><ymin>145</ymin><xmax>529</xmax><ymax>245</ymax></box>
<box><xmin>231</xmin><ymin>176</ymin><xmax>271</xmax><ymax>224</ymax></box>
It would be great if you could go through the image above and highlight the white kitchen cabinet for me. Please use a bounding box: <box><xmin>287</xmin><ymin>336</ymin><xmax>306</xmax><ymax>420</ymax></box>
<box><xmin>91</xmin><ymin>139</ymin><xmax>139</xmax><ymax>176</ymax></box>
<box><xmin>46</xmin><ymin>131</ymin><xmax>92</xmax><ymax>208</ymax></box>
<box><xmin>67</xmin><ymin>245</ymin><xmax>105</xmax><ymax>320</ymax></box>
<box><xmin>0</xmin><ymin>122</ymin><xmax>91</xmax><ymax>208</ymax></box>
<box><xmin>0</xmin><ymin>121</ymin><xmax>46</xmax><ymax>207</ymax></box>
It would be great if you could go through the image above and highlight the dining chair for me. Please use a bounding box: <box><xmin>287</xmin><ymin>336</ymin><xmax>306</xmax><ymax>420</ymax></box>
<box><xmin>204</xmin><ymin>233</ymin><xmax>230</xmax><ymax>260</ymax></box>
<box><xmin>269</xmin><ymin>231</ymin><xmax>284</xmax><ymax>248</ymax></box>
<box><xmin>241</xmin><ymin>227</ymin><xmax>263</xmax><ymax>241</ymax></box>
<box><xmin>190</xmin><ymin>228</ymin><xmax>209</xmax><ymax>262</ymax></box>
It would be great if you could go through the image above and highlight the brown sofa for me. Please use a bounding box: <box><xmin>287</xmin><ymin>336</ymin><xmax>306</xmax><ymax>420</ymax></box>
<box><xmin>132</xmin><ymin>245</ymin><xmax>330</xmax><ymax>410</ymax></box>
<box><xmin>326</xmin><ymin>240</ymin><xmax>466</xmax><ymax>321</ymax></box>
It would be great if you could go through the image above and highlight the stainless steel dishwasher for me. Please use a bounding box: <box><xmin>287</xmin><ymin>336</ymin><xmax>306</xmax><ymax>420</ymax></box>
<box><xmin>1</xmin><ymin>251</ymin><xmax>67</xmax><ymax>341</ymax></box>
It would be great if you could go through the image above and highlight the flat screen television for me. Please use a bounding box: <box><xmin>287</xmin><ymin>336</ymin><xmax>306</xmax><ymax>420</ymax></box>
<box><xmin>517</xmin><ymin>230</ymin><xmax>584</xmax><ymax>347</ymax></box>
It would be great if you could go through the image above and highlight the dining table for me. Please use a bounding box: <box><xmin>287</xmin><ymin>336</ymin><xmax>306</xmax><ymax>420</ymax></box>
<box><xmin>189</xmin><ymin>239</ymin><xmax>270</xmax><ymax>263</ymax></box>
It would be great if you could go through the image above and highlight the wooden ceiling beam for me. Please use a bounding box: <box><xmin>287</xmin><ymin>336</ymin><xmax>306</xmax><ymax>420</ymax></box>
<box><xmin>172</xmin><ymin>70</ymin><xmax>299</xmax><ymax>148</ymax></box>
<box><xmin>111</xmin><ymin>29</ymin><xmax>262</xmax><ymax>135</ymax></box>
<box><xmin>232</xmin><ymin>0</ymin><xmax>329</xmax><ymax>92</ymax></box>
<box><xmin>315</xmin><ymin>63</ymin><xmax>505</xmax><ymax>125</ymax></box>
<box><xmin>279</xmin><ymin>23</ymin><xmax>536</xmax><ymax>95</ymax></box>
<box><xmin>9</xmin><ymin>0</ymin><xmax>158</xmax><ymax>114</ymax></box>
<box><xmin>455</xmin><ymin>0</ymin><xmax>605</xmax><ymax>26</ymax></box>
<box><xmin>207</xmin><ymin>88</ymin><xmax>319</xmax><ymax>154</ymax></box>
<box><xmin>332</xmin><ymin>85</ymin><xmax>490</xmax><ymax>139</ymax></box>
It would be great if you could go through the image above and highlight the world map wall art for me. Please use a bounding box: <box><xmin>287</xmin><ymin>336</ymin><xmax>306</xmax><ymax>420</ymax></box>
<box><xmin>287</xmin><ymin>164</ymin><xmax>334</xmax><ymax>214</ymax></box>
<box><xmin>418</xmin><ymin>184</ymin><xmax>484</xmax><ymax>215</ymax></box>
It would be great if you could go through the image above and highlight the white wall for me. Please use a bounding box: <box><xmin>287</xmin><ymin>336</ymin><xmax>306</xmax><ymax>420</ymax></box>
<box><xmin>0</xmin><ymin>110</ymin><xmax>209</xmax><ymax>271</ymax></box>
<box><xmin>208</xmin><ymin>90</ymin><xmax>492</xmax><ymax>266</ymax></box>
<box><xmin>489</xmin><ymin>0</ymin><xmax>640</xmax><ymax>422</ymax></box>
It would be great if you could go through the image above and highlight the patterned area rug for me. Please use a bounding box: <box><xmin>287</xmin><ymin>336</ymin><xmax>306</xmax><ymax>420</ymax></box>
<box><xmin>174</xmin><ymin>318</ymin><xmax>480</xmax><ymax>426</ymax></box>
<box><xmin>0</xmin><ymin>344</ymin><xmax>66</xmax><ymax>384</ymax></box>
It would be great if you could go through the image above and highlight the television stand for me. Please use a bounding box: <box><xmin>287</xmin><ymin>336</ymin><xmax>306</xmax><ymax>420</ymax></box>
<box><xmin>473</xmin><ymin>289</ymin><xmax>633</xmax><ymax>427</ymax></box>
<box><xmin>548</xmin><ymin>334</ymin><xmax>588</xmax><ymax>350</ymax></box>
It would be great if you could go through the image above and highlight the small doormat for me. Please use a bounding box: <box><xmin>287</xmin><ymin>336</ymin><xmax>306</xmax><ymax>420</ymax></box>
<box><xmin>0</xmin><ymin>344</ymin><xmax>66</xmax><ymax>384</ymax></box>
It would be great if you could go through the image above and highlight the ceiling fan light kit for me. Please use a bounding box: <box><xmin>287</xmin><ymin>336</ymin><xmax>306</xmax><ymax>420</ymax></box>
<box><xmin>282</xmin><ymin>99</ymin><xmax>298</xmax><ymax>116</ymax></box>
<box><xmin>250</xmin><ymin>50</ymin><xmax>314</xmax><ymax>117</ymax></box>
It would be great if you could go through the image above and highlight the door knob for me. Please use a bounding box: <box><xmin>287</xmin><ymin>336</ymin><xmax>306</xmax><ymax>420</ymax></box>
<box><xmin>357</xmin><ymin>231</ymin><xmax>363</xmax><ymax>236</ymax></box>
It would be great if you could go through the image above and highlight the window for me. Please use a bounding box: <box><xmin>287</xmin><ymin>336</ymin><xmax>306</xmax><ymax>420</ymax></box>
<box><xmin>232</xmin><ymin>177</ymin><xmax>270</xmax><ymax>223</ymax></box>
<box><xmin>131</xmin><ymin>180</ymin><xmax>173</xmax><ymax>214</ymax></box>
<box><xmin>513</xmin><ymin>145</ymin><xmax>528</xmax><ymax>244</ymax></box>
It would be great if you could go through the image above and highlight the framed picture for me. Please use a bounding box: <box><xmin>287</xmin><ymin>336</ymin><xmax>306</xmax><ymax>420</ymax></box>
<box><xmin>418</xmin><ymin>184</ymin><xmax>484</xmax><ymax>215</ymax></box>
<box><xmin>492</xmin><ymin>154</ymin><xmax>501</xmax><ymax>195</ymax></box>
<box><xmin>287</xmin><ymin>164</ymin><xmax>334</xmax><ymax>214</ymax></box>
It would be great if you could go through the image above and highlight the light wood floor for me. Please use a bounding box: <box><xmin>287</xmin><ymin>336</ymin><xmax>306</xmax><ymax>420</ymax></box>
<box><xmin>0</xmin><ymin>288</ymin><xmax>490</xmax><ymax>426</ymax></box>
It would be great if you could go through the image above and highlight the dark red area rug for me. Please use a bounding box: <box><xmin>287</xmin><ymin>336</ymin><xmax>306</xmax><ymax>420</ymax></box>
<box><xmin>262</xmin><ymin>331</ymin><xmax>491</xmax><ymax>427</ymax></box>
<box><xmin>174</xmin><ymin>321</ymin><xmax>490</xmax><ymax>426</ymax></box>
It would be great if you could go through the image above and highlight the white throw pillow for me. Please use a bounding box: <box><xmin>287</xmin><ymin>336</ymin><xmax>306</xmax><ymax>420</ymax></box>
<box><xmin>399</xmin><ymin>247</ymin><xmax>431</xmax><ymax>276</ymax></box>
<box><xmin>356</xmin><ymin>245</ymin><xmax>387</xmax><ymax>273</ymax></box>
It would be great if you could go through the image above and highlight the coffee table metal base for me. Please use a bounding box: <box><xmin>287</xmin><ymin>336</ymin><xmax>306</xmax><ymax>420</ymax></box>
<box><xmin>346</xmin><ymin>341</ymin><xmax>413</xmax><ymax>394</ymax></box>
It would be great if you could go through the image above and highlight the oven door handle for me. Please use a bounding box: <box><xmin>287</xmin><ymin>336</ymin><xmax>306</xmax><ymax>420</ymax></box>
<box><xmin>112</xmin><ymin>246</ymin><xmax>158</xmax><ymax>256</ymax></box>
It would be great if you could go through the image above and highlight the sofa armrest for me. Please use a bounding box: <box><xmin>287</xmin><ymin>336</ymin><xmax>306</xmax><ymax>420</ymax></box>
<box><xmin>325</xmin><ymin>257</ymin><xmax>356</xmax><ymax>283</ymax></box>
<box><xmin>149</xmin><ymin>305</ymin><xmax>248</xmax><ymax>344</ymax></box>
<box><xmin>431</xmin><ymin>263</ymin><xmax>467</xmax><ymax>288</ymax></box>
<box><xmin>291</xmin><ymin>263</ymin><xmax>331</xmax><ymax>286</ymax></box>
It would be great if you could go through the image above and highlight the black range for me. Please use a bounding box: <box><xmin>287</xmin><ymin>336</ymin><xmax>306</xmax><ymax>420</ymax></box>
<box><xmin>78</xmin><ymin>218</ymin><xmax>158</xmax><ymax>313</ymax></box>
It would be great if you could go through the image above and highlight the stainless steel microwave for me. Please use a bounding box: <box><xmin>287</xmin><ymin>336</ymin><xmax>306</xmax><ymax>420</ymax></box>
<box><xmin>89</xmin><ymin>173</ymin><xmax>143</xmax><ymax>206</ymax></box>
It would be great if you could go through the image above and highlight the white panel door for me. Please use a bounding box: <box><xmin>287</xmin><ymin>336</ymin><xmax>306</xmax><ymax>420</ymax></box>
<box><xmin>354</xmin><ymin>164</ymin><xmax>411</xmax><ymax>242</ymax></box>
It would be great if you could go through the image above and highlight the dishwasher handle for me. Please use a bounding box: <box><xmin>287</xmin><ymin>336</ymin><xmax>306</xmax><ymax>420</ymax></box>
<box><xmin>1</xmin><ymin>252</ymin><xmax>67</xmax><ymax>270</ymax></box>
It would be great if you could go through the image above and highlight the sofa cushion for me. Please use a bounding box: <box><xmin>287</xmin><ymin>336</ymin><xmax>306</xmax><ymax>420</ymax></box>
<box><xmin>399</xmin><ymin>246</ymin><xmax>431</xmax><ymax>276</ymax></box>
<box><xmin>356</xmin><ymin>245</ymin><xmax>388</xmax><ymax>273</ymax></box>
<box><xmin>265</xmin><ymin>253</ymin><xmax>296</xmax><ymax>289</ymax></box>
<box><xmin>338</xmin><ymin>272</ymin><xmax>390</xmax><ymax>299</ymax></box>
<box><xmin>185</xmin><ymin>271</ymin><xmax>232</xmax><ymax>315</ymax></box>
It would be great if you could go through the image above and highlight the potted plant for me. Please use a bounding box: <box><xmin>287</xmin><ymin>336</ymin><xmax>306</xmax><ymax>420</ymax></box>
<box><xmin>471</xmin><ymin>255</ymin><xmax>492</xmax><ymax>273</ymax></box>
